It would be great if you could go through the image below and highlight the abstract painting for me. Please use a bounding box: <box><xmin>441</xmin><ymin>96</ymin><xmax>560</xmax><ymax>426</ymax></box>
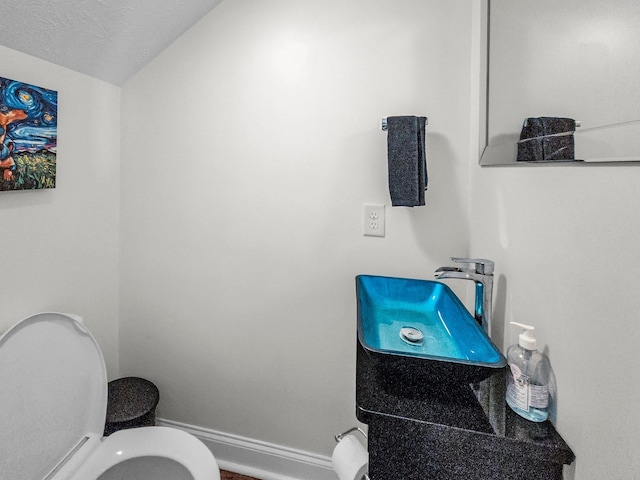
<box><xmin>0</xmin><ymin>76</ymin><xmax>57</xmax><ymax>191</ymax></box>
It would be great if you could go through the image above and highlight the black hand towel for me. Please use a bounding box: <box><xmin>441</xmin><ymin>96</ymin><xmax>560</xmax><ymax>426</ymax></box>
<box><xmin>517</xmin><ymin>117</ymin><xmax>576</xmax><ymax>161</ymax></box>
<box><xmin>386</xmin><ymin>116</ymin><xmax>428</xmax><ymax>207</ymax></box>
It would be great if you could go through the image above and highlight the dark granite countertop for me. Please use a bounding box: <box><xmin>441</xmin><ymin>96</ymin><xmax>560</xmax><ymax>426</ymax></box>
<box><xmin>355</xmin><ymin>341</ymin><xmax>575</xmax><ymax>467</ymax></box>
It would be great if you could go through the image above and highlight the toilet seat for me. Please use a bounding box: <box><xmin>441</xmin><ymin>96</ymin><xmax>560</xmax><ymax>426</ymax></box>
<box><xmin>0</xmin><ymin>312</ymin><xmax>220</xmax><ymax>480</ymax></box>
<box><xmin>65</xmin><ymin>427</ymin><xmax>219</xmax><ymax>479</ymax></box>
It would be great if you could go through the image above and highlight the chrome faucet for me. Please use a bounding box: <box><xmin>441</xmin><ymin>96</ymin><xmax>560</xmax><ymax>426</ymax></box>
<box><xmin>434</xmin><ymin>257</ymin><xmax>495</xmax><ymax>336</ymax></box>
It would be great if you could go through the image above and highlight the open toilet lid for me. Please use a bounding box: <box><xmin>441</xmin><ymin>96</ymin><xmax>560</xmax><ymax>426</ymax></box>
<box><xmin>0</xmin><ymin>312</ymin><xmax>107</xmax><ymax>480</ymax></box>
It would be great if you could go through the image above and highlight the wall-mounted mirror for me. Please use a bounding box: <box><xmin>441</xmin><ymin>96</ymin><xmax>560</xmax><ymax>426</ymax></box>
<box><xmin>481</xmin><ymin>0</ymin><xmax>640</xmax><ymax>165</ymax></box>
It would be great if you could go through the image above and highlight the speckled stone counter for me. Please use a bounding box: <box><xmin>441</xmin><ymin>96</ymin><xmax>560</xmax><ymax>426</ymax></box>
<box><xmin>356</xmin><ymin>341</ymin><xmax>575</xmax><ymax>480</ymax></box>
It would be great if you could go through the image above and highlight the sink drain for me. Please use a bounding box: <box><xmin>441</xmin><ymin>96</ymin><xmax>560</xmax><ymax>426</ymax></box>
<box><xmin>399</xmin><ymin>326</ymin><xmax>424</xmax><ymax>344</ymax></box>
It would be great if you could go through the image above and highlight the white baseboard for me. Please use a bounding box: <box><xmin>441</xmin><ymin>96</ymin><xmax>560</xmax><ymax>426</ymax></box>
<box><xmin>157</xmin><ymin>418</ymin><xmax>337</xmax><ymax>480</ymax></box>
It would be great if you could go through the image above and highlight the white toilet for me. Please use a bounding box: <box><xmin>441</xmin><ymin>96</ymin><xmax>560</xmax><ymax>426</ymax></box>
<box><xmin>0</xmin><ymin>312</ymin><xmax>221</xmax><ymax>480</ymax></box>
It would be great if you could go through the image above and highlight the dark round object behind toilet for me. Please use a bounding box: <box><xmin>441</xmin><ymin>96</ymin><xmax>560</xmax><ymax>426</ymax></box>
<box><xmin>104</xmin><ymin>377</ymin><xmax>160</xmax><ymax>436</ymax></box>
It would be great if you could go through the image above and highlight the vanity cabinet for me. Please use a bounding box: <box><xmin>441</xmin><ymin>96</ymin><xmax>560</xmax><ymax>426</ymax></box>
<box><xmin>355</xmin><ymin>342</ymin><xmax>575</xmax><ymax>480</ymax></box>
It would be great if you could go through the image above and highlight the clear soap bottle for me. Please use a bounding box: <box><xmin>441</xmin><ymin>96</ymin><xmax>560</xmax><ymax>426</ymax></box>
<box><xmin>505</xmin><ymin>322</ymin><xmax>551</xmax><ymax>422</ymax></box>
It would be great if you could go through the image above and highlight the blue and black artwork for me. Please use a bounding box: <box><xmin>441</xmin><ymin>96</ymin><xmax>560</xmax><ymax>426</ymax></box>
<box><xmin>0</xmin><ymin>76</ymin><xmax>58</xmax><ymax>190</ymax></box>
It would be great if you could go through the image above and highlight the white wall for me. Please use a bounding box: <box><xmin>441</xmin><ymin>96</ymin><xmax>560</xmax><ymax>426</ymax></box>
<box><xmin>0</xmin><ymin>46</ymin><xmax>121</xmax><ymax>378</ymax></box>
<box><xmin>470</xmin><ymin>168</ymin><xmax>640</xmax><ymax>480</ymax></box>
<box><xmin>120</xmin><ymin>0</ymin><xmax>473</xmax><ymax>456</ymax></box>
<box><xmin>471</xmin><ymin>2</ymin><xmax>640</xmax><ymax>478</ymax></box>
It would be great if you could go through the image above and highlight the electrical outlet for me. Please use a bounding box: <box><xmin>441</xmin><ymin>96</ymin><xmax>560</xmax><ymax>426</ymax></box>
<box><xmin>363</xmin><ymin>204</ymin><xmax>385</xmax><ymax>237</ymax></box>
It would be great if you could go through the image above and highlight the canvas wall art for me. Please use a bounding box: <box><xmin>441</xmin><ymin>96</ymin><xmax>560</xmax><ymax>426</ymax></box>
<box><xmin>0</xmin><ymin>76</ymin><xmax>57</xmax><ymax>191</ymax></box>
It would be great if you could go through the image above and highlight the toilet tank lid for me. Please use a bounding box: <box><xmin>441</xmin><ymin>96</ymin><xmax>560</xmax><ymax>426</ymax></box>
<box><xmin>0</xmin><ymin>312</ymin><xmax>107</xmax><ymax>480</ymax></box>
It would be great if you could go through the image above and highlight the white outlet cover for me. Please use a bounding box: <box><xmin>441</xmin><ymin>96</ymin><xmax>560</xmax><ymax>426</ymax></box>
<box><xmin>363</xmin><ymin>204</ymin><xmax>385</xmax><ymax>237</ymax></box>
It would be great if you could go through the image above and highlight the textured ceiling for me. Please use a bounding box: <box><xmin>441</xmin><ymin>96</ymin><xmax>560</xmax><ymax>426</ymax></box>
<box><xmin>0</xmin><ymin>0</ymin><xmax>223</xmax><ymax>85</ymax></box>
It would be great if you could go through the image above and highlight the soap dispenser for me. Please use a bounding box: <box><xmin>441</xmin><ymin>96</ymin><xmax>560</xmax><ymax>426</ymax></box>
<box><xmin>506</xmin><ymin>322</ymin><xmax>551</xmax><ymax>422</ymax></box>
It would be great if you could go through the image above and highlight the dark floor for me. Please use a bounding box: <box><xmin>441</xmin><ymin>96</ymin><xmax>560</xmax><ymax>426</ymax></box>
<box><xmin>220</xmin><ymin>470</ymin><xmax>261</xmax><ymax>480</ymax></box>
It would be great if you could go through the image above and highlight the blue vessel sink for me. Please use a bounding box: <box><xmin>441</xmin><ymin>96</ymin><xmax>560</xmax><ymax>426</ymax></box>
<box><xmin>356</xmin><ymin>274</ymin><xmax>506</xmax><ymax>386</ymax></box>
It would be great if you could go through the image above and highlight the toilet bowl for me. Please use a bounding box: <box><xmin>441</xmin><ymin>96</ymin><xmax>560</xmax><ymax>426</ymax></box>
<box><xmin>0</xmin><ymin>312</ymin><xmax>220</xmax><ymax>480</ymax></box>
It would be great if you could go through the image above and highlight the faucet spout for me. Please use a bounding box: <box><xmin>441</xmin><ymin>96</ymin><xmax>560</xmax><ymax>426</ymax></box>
<box><xmin>434</xmin><ymin>257</ymin><xmax>494</xmax><ymax>336</ymax></box>
<box><xmin>434</xmin><ymin>266</ymin><xmax>473</xmax><ymax>279</ymax></box>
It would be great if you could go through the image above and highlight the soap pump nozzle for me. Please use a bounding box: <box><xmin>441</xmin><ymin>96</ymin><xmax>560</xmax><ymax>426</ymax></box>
<box><xmin>510</xmin><ymin>321</ymin><xmax>537</xmax><ymax>351</ymax></box>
